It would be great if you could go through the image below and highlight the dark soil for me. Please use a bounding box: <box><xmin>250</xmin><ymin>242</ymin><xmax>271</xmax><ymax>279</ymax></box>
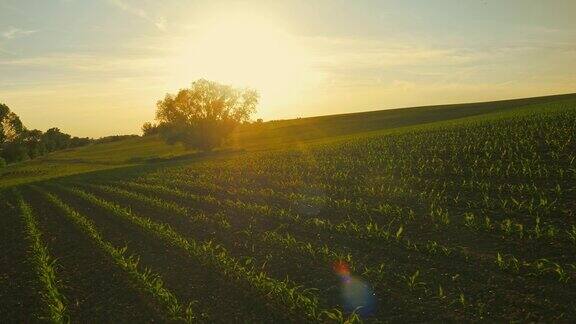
<box><xmin>24</xmin><ymin>188</ymin><xmax>164</xmax><ymax>323</ymax></box>
<box><xmin>0</xmin><ymin>190</ymin><xmax>45</xmax><ymax>322</ymax></box>
<box><xmin>46</xmin><ymin>184</ymin><xmax>296</xmax><ymax>323</ymax></box>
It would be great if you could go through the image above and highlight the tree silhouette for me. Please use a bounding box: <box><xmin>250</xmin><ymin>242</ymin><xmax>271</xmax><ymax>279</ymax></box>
<box><xmin>153</xmin><ymin>79</ymin><xmax>258</xmax><ymax>151</ymax></box>
<box><xmin>0</xmin><ymin>103</ymin><xmax>24</xmax><ymax>144</ymax></box>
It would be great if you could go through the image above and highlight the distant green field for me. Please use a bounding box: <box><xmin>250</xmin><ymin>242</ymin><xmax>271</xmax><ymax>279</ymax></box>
<box><xmin>2</xmin><ymin>93</ymin><xmax>575</xmax><ymax>188</ymax></box>
<box><xmin>231</xmin><ymin>92</ymin><xmax>576</xmax><ymax>149</ymax></box>
<box><xmin>1</xmin><ymin>94</ymin><xmax>576</xmax><ymax>322</ymax></box>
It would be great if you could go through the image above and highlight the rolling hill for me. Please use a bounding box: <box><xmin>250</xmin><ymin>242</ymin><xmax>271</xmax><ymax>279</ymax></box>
<box><xmin>1</xmin><ymin>93</ymin><xmax>576</xmax><ymax>322</ymax></box>
<box><xmin>1</xmin><ymin>93</ymin><xmax>575</xmax><ymax>188</ymax></box>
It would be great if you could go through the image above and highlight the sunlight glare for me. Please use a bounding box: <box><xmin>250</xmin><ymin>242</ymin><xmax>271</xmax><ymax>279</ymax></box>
<box><xmin>172</xmin><ymin>13</ymin><xmax>316</xmax><ymax>115</ymax></box>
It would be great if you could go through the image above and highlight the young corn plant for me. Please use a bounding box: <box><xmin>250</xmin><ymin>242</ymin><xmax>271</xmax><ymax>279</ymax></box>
<box><xmin>437</xmin><ymin>285</ymin><xmax>446</xmax><ymax>300</ymax></box>
<box><xmin>115</xmin><ymin>178</ymin><xmax>467</xmax><ymax>269</ymax></box>
<box><xmin>459</xmin><ymin>293</ymin><xmax>466</xmax><ymax>308</ymax></box>
<box><xmin>89</xmin><ymin>183</ymin><xmax>230</xmax><ymax>230</ymax></box>
<box><xmin>495</xmin><ymin>253</ymin><xmax>520</xmax><ymax>273</ymax></box>
<box><xmin>321</xmin><ymin>308</ymin><xmax>363</xmax><ymax>324</ymax></box>
<box><xmin>402</xmin><ymin>270</ymin><xmax>425</xmax><ymax>292</ymax></box>
<box><xmin>16</xmin><ymin>191</ymin><xmax>68</xmax><ymax>323</ymax></box>
<box><xmin>62</xmin><ymin>185</ymin><xmax>337</xmax><ymax>321</ymax></box>
<box><xmin>395</xmin><ymin>225</ymin><xmax>404</xmax><ymax>241</ymax></box>
<box><xmin>37</xmin><ymin>187</ymin><xmax>199</xmax><ymax>322</ymax></box>
<box><xmin>463</xmin><ymin>212</ymin><xmax>476</xmax><ymax>229</ymax></box>
<box><xmin>567</xmin><ymin>225</ymin><xmax>576</xmax><ymax>245</ymax></box>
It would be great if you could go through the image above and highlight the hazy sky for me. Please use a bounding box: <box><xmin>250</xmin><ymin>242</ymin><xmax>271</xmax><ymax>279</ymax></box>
<box><xmin>1</xmin><ymin>0</ymin><xmax>575</xmax><ymax>137</ymax></box>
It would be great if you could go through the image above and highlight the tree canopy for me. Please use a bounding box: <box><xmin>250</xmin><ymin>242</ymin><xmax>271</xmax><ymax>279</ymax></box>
<box><xmin>1</xmin><ymin>103</ymin><xmax>24</xmax><ymax>144</ymax></box>
<box><xmin>149</xmin><ymin>79</ymin><xmax>258</xmax><ymax>151</ymax></box>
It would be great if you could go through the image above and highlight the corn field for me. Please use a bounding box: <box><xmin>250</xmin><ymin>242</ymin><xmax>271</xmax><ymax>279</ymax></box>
<box><xmin>1</xmin><ymin>100</ymin><xmax>576</xmax><ymax>322</ymax></box>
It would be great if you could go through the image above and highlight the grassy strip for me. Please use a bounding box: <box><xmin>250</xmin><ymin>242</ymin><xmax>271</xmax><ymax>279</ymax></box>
<box><xmin>34</xmin><ymin>186</ymin><xmax>198</xmax><ymax>322</ymax></box>
<box><xmin>16</xmin><ymin>190</ymin><xmax>68</xmax><ymax>323</ymax></box>
<box><xmin>61</xmin><ymin>185</ymin><xmax>354</xmax><ymax>322</ymax></box>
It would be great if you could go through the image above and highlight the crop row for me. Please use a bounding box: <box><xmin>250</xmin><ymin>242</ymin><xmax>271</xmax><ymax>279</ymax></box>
<box><xmin>109</xmin><ymin>179</ymin><xmax>576</xmax><ymax>281</ymax></box>
<box><xmin>136</xmin><ymin>174</ymin><xmax>573</xmax><ymax>250</ymax></box>
<box><xmin>16</xmin><ymin>191</ymin><xmax>67</xmax><ymax>323</ymax></box>
<box><xmin>82</xmin><ymin>181</ymin><xmax>476</xmax><ymax>320</ymax></box>
<box><xmin>57</xmin><ymin>184</ymin><xmax>353</xmax><ymax>322</ymax></box>
<box><xmin>35</xmin><ymin>187</ymin><xmax>197</xmax><ymax>322</ymax></box>
<box><xmin>78</xmin><ymin>179</ymin><xmax>576</xmax><ymax>320</ymax></box>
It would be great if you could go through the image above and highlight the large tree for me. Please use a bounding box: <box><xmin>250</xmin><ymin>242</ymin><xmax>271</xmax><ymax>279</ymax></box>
<box><xmin>153</xmin><ymin>79</ymin><xmax>258</xmax><ymax>151</ymax></box>
<box><xmin>0</xmin><ymin>103</ymin><xmax>24</xmax><ymax>145</ymax></box>
<box><xmin>1</xmin><ymin>103</ymin><xmax>25</xmax><ymax>163</ymax></box>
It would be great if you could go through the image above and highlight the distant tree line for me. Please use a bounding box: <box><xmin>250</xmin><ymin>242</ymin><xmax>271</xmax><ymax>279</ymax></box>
<box><xmin>142</xmin><ymin>79</ymin><xmax>259</xmax><ymax>151</ymax></box>
<box><xmin>0</xmin><ymin>103</ymin><xmax>92</xmax><ymax>166</ymax></box>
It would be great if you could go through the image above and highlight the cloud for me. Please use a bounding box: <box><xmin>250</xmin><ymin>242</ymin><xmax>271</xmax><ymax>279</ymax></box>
<box><xmin>1</xmin><ymin>26</ymin><xmax>37</xmax><ymax>40</ymax></box>
<box><xmin>303</xmin><ymin>36</ymin><xmax>471</xmax><ymax>73</ymax></box>
<box><xmin>107</xmin><ymin>0</ymin><xmax>166</xmax><ymax>31</ymax></box>
<box><xmin>0</xmin><ymin>52</ymin><xmax>167</xmax><ymax>74</ymax></box>
<box><xmin>297</xmin><ymin>33</ymin><xmax>576</xmax><ymax>91</ymax></box>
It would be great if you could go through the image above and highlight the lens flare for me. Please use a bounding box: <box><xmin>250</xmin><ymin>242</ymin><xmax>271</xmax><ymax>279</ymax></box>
<box><xmin>334</xmin><ymin>260</ymin><xmax>351</xmax><ymax>277</ymax></box>
<box><xmin>333</xmin><ymin>261</ymin><xmax>376</xmax><ymax>317</ymax></box>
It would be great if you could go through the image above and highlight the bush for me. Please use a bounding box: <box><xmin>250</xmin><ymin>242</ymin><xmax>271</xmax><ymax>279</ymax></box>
<box><xmin>142</xmin><ymin>122</ymin><xmax>161</xmax><ymax>136</ymax></box>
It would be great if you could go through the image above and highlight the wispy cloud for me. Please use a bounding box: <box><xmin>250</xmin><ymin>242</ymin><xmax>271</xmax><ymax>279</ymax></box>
<box><xmin>304</xmin><ymin>36</ymin><xmax>472</xmax><ymax>72</ymax></box>
<box><xmin>302</xmin><ymin>34</ymin><xmax>576</xmax><ymax>87</ymax></box>
<box><xmin>107</xmin><ymin>0</ymin><xmax>166</xmax><ymax>31</ymax></box>
<box><xmin>0</xmin><ymin>52</ymin><xmax>167</xmax><ymax>74</ymax></box>
<box><xmin>1</xmin><ymin>26</ymin><xmax>37</xmax><ymax>40</ymax></box>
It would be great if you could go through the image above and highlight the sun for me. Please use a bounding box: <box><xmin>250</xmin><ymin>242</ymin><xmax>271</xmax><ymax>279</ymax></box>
<box><xmin>170</xmin><ymin>13</ymin><xmax>317</xmax><ymax>117</ymax></box>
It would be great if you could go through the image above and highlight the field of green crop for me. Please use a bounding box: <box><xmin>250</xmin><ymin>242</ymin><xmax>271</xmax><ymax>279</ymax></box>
<box><xmin>1</xmin><ymin>96</ymin><xmax>576</xmax><ymax>322</ymax></box>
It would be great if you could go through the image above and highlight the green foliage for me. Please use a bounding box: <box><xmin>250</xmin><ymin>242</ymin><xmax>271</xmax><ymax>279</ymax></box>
<box><xmin>153</xmin><ymin>79</ymin><xmax>259</xmax><ymax>151</ymax></box>
<box><xmin>3</xmin><ymin>94</ymin><xmax>576</xmax><ymax>321</ymax></box>
<box><xmin>16</xmin><ymin>191</ymin><xmax>68</xmax><ymax>323</ymax></box>
<box><xmin>38</xmin><ymin>187</ymin><xmax>198</xmax><ymax>322</ymax></box>
<box><xmin>64</xmin><ymin>185</ymin><xmax>328</xmax><ymax>321</ymax></box>
<box><xmin>403</xmin><ymin>270</ymin><xmax>425</xmax><ymax>291</ymax></box>
<box><xmin>0</xmin><ymin>103</ymin><xmax>24</xmax><ymax>144</ymax></box>
<box><xmin>41</xmin><ymin>128</ymin><xmax>72</xmax><ymax>152</ymax></box>
<box><xmin>141</xmin><ymin>122</ymin><xmax>159</xmax><ymax>136</ymax></box>
<box><xmin>3</xmin><ymin>94</ymin><xmax>575</xmax><ymax>188</ymax></box>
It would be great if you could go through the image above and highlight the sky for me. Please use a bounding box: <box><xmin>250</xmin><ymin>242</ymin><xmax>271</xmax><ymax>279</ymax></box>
<box><xmin>0</xmin><ymin>0</ymin><xmax>575</xmax><ymax>137</ymax></box>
